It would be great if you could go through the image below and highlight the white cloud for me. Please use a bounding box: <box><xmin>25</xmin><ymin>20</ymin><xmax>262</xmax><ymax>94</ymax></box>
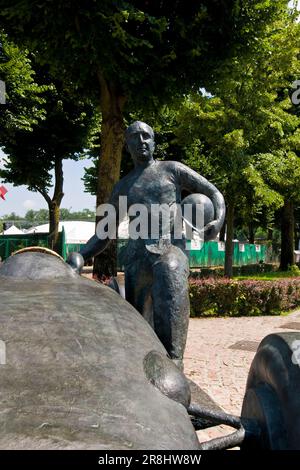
<box><xmin>23</xmin><ymin>199</ymin><xmax>37</xmax><ymax>210</ymax></box>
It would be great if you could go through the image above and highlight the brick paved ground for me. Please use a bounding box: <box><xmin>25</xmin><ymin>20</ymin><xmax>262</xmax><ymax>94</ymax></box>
<box><xmin>184</xmin><ymin>310</ymin><xmax>300</xmax><ymax>445</ymax></box>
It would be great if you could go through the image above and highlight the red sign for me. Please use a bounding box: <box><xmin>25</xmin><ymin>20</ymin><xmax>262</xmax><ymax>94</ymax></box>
<box><xmin>0</xmin><ymin>185</ymin><xmax>8</xmax><ymax>200</ymax></box>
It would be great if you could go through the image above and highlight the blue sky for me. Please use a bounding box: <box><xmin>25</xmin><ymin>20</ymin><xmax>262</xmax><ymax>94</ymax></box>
<box><xmin>0</xmin><ymin>148</ymin><xmax>96</xmax><ymax>217</ymax></box>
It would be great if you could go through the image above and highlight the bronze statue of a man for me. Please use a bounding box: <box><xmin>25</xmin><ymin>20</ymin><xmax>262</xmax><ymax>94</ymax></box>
<box><xmin>68</xmin><ymin>121</ymin><xmax>225</xmax><ymax>369</ymax></box>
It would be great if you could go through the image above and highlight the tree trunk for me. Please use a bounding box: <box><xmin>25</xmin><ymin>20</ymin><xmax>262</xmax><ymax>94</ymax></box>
<box><xmin>219</xmin><ymin>216</ymin><xmax>226</xmax><ymax>242</ymax></box>
<box><xmin>93</xmin><ymin>72</ymin><xmax>126</xmax><ymax>278</ymax></box>
<box><xmin>248</xmin><ymin>222</ymin><xmax>255</xmax><ymax>244</ymax></box>
<box><xmin>294</xmin><ymin>222</ymin><xmax>299</xmax><ymax>254</ymax></box>
<box><xmin>267</xmin><ymin>227</ymin><xmax>273</xmax><ymax>242</ymax></box>
<box><xmin>48</xmin><ymin>201</ymin><xmax>61</xmax><ymax>251</ymax></box>
<box><xmin>279</xmin><ymin>199</ymin><xmax>295</xmax><ymax>271</ymax></box>
<box><xmin>224</xmin><ymin>202</ymin><xmax>234</xmax><ymax>278</ymax></box>
<box><xmin>267</xmin><ymin>227</ymin><xmax>275</xmax><ymax>263</ymax></box>
<box><xmin>38</xmin><ymin>157</ymin><xmax>64</xmax><ymax>254</ymax></box>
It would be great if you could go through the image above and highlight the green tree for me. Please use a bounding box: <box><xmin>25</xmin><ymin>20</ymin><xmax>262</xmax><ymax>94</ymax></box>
<box><xmin>249</xmin><ymin>149</ymin><xmax>300</xmax><ymax>270</ymax></box>
<box><xmin>0</xmin><ymin>77</ymin><xmax>98</xmax><ymax>250</ymax></box>
<box><xmin>0</xmin><ymin>211</ymin><xmax>22</xmax><ymax>232</ymax></box>
<box><xmin>25</xmin><ymin>208</ymin><xmax>49</xmax><ymax>224</ymax></box>
<box><xmin>173</xmin><ymin>11</ymin><xmax>300</xmax><ymax>275</ymax></box>
<box><xmin>24</xmin><ymin>207</ymin><xmax>96</xmax><ymax>223</ymax></box>
<box><xmin>59</xmin><ymin>208</ymin><xmax>96</xmax><ymax>221</ymax></box>
<box><xmin>175</xmin><ymin>93</ymin><xmax>282</xmax><ymax>276</ymax></box>
<box><xmin>0</xmin><ymin>32</ymin><xmax>46</xmax><ymax>138</ymax></box>
<box><xmin>0</xmin><ymin>0</ymin><xmax>288</xmax><ymax>275</ymax></box>
<box><xmin>1</xmin><ymin>211</ymin><xmax>21</xmax><ymax>221</ymax></box>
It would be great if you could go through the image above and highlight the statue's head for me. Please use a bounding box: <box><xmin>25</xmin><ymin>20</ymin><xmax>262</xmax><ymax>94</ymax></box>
<box><xmin>125</xmin><ymin>121</ymin><xmax>155</xmax><ymax>166</ymax></box>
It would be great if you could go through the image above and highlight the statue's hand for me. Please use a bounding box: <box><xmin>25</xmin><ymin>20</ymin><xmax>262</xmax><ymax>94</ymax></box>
<box><xmin>203</xmin><ymin>220</ymin><xmax>220</xmax><ymax>241</ymax></box>
<box><xmin>66</xmin><ymin>252</ymin><xmax>84</xmax><ymax>274</ymax></box>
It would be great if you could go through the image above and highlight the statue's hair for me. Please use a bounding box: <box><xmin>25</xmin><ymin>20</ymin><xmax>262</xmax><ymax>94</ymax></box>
<box><xmin>125</xmin><ymin>121</ymin><xmax>154</xmax><ymax>141</ymax></box>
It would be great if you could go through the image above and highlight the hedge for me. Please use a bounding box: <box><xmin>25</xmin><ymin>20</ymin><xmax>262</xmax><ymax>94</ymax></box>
<box><xmin>189</xmin><ymin>278</ymin><xmax>300</xmax><ymax>317</ymax></box>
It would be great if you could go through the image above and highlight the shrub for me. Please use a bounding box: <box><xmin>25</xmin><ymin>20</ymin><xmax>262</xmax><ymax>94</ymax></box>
<box><xmin>288</xmin><ymin>264</ymin><xmax>300</xmax><ymax>276</ymax></box>
<box><xmin>189</xmin><ymin>277</ymin><xmax>300</xmax><ymax>317</ymax></box>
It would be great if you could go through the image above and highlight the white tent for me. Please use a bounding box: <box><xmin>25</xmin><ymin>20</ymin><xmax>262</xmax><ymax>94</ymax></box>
<box><xmin>26</xmin><ymin>219</ymin><xmax>130</xmax><ymax>242</ymax></box>
<box><xmin>26</xmin><ymin>221</ymin><xmax>95</xmax><ymax>244</ymax></box>
<box><xmin>3</xmin><ymin>225</ymin><xmax>24</xmax><ymax>235</ymax></box>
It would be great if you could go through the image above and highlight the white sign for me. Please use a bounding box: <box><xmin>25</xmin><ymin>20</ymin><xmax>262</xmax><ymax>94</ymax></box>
<box><xmin>218</xmin><ymin>241</ymin><xmax>225</xmax><ymax>252</ymax></box>
<box><xmin>255</xmin><ymin>245</ymin><xmax>261</xmax><ymax>252</ymax></box>
<box><xmin>239</xmin><ymin>243</ymin><xmax>245</xmax><ymax>252</ymax></box>
<box><xmin>191</xmin><ymin>238</ymin><xmax>202</xmax><ymax>250</ymax></box>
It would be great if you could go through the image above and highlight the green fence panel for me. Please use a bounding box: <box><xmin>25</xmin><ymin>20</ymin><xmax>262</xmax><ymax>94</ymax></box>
<box><xmin>1</xmin><ymin>235</ymin><xmax>266</xmax><ymax>269</ymax></box>
<box><xmin>188</xmin><ymin>241</ymin><xmax>266</xmax><ymax>268</ymax></box>
<box><xmin>188</xmin><ymin>241</ymin><xmax>224</xmax><ymax>267</ymax></box>
<box><xmin>65</xmin><ymin>243</ymin><xmax>86</xmax><ymax>257</ymax></box>
<box><xmin>60</xmin><ymin>226</ymin><xmax>67</xmax><ymax>260</ymax></box>
<box><xmin>116</xmin><ymin>239</ymin><xmax>266</xmax><ymax>271</ymax></box>
<box><xmin>233</xmin><ymin>242</ymin><xmax>266</xmax><ymax>266</ymax></box>
<box><xmin>0</xmin><ymin>232</ymin><xmax>65</xmax><ymax>260</ymax></box>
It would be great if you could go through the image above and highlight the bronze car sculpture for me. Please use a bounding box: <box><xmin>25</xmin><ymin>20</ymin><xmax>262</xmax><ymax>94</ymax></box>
<box><xmin>0</xmin><ymin>249</ymin><xmax>299</xmax><ymax>450</ymax></box>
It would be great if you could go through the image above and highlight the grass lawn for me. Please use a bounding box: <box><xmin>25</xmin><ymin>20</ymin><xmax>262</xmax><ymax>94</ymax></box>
<box><xmin>234</xmin><ymin>271</ymin><xmax>300</xmax><ymax>281</ymax></box>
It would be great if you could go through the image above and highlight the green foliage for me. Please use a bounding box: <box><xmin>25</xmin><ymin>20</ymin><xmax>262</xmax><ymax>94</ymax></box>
<box><xmin>0</xmin><ymin>211</ymin><xmax>22</xmax><ymax>221</ymax></box>
<box><xmin>82</xmin><ymin>159</ymin><xmax>97</xmax><ymax>197</ymax></box>
<box><xmin>189</xmin><ymin>277</ymin><xmax>300</xmax><ymax>317</ymax></box>
<box><xmin>288</xmin><ymin>264</ymin><xmax>300</xmax><ymax>276</ymax></box>
<box><xmin>1</xmin><ymin>1</ymin><xmax>298</xmax><ymax>270</ymax></box>
<box><xmin>235</xmin><ymin>270</ymin><xmax>300</xmax><ymax>280</ymax></box>
<box><xmin>190</xmin><ymin>263</ymin><xmax>277</xmax><ymax>279</ymax></box>
<box><xmin>24</xmin><ymin>209</ymin><xmax>49</xmax><ymax>224</ymax></box>
<box><xmin>0</xmin><ymin>32</ymin><xmax>46</xmax><ymax>138</ymax></box>
<box><xmin>252</xmin><ymin>151</ymin><xmax>300</xmax><ymax>203</ymax></box>
<box><xmin>163</xmin><ymin>9</ymin><xmax>300</xmax><ymax>268</ymax></box>
<box><xmin>176</xmin><ymin>14</ymin><xmax>300</xmax><ymax>205</ymax></box>
<box><xmin>0</xmin><ymin>208</ymin><xmax>96</xmax><ymax>230</ymax></box>
<box><xmin>0</xmin><ymin>1</ymin><xmax>286</xmax><ymax>108</ymax></box>
<box><xmin>59</xmin><ymin>208</ymin><xmax>95</xmax><ymax>221</ymax></box>
<box><xmin>25</xmin><ymin>207</ymin><xmax>96</xmax><ymax>223</ymax></box>
<box><xmin>0</xmin><ymin>74</ymin><xmax>99</xmax><ymax>197</ymax></box>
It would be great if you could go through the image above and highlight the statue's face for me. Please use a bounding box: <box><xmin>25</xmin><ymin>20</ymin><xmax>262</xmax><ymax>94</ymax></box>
<box><xmin>126</xmin><ymin>122</ymin><xmax>155</xmax><ymax>164</ymax></box>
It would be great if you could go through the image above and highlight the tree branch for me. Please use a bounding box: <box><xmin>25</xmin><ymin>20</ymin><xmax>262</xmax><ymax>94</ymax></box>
<box><xmin>35</xmin><ymin>186</ymin><xmax>52</xmax><ymax>206</ymax></box>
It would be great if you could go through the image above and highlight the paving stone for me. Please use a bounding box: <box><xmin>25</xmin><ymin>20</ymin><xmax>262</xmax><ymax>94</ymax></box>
<box><xmin>184</xmin><ymin>310</ymin><xmax>300</xmax><ymax>416</ymax></box>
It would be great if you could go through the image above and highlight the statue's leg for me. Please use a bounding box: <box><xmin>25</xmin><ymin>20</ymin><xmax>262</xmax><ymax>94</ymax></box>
<box><xmin>124</xmin><ymin>257</ymin><xmax>154</xmax><ymax>326</ymax></box>
<box><xmin>151</xmin><ymin>247</ymin><xmax>190</xmax><ymax>368</ymax></box>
